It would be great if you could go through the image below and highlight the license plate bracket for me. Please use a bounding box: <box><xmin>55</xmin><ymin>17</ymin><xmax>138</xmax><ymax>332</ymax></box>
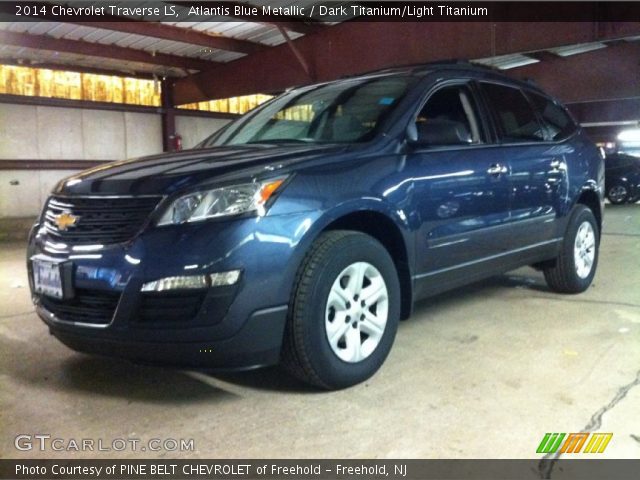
<box><xmin>32</xmin><ymin>256</ymin><xmax>73</xmax><ymax>300</ymax></box>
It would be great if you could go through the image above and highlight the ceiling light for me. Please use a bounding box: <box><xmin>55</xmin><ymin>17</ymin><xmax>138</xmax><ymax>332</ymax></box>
<box><xmin>547</xmin><ymin>42</ymin><xmax>606</xmax><ymax>57</ymax></box>
<box><xmin>617</xmin><ymin>128</ymin><xmax>640</xmax><ymax>142</ymax></box>
<box><xmin>472</xmin><ymin>54</ymin><xmax>539</xmax><ymax>70</ymax></box>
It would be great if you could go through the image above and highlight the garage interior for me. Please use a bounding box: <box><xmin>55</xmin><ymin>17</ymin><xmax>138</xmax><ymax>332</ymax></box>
<box><xmin>1</xmin><ymin>4</ymin><xmax>639</xmax><ymax>459</ymax></box>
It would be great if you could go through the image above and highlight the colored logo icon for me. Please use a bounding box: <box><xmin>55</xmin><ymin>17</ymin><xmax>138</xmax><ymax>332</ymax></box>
<box><xmin>54</xmin><ymin>212</ymin><xmax>79</xmax><ymax>231</ymax></box>
<box><xmin>537</xmin><ymin>433</ymin><xmax>612</xmax><ymax>454</ymax></box>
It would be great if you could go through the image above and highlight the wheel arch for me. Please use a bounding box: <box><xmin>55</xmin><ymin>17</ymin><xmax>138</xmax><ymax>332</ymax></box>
<box><xmin>322</xmin><ymin>210</ymin><xmax>413</xmax><ymax>320</ymax></box>
<box><xmin>575</xmin><ymin>186</ymin><xmax>603</xmax><ymax>236</ymax></box>
<box><xmin>295</xmin><ymin>203</ymin><xmax>414</xmax><ymax>321</ymax></box>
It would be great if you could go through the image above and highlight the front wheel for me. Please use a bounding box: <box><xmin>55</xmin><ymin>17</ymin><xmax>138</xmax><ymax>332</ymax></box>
<box><xmin>282</xmin><ymin>231</ymin><xmax>401</xmax><ymax>389</ymax></box>
<box><xmin>543</xmin><ymin>205</ymin><xmax>599</xmax><ymax>293</ymax></box>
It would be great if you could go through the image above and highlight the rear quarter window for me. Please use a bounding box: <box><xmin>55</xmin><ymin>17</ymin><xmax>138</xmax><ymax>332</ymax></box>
<box><xmin>480</xmin><ymin>82</ymin><xmax>546</xmax><ymax>143</ymax></box>
<box><xmin>528</xmin><ymin>92</ymin><xmax>578</xmax><ymax>141</ymax></box>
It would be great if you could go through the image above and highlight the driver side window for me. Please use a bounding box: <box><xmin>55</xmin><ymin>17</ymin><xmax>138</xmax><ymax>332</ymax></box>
<box><xmin>415</xmin><ymin>84</ymin><xmax>483</xmax><ymax>146</ymax></box>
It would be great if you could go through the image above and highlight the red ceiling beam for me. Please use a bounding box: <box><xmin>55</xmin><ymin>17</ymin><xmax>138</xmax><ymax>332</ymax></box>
<box><xmin>491</xmin><ymin>21</ymin><xmax>640</xmax><ymax>53</ymax></box>
<box><xmin>506</xmin><ymin>42</ymin><xmax>640</xmax><ymax>104</ymax></box>
<box><xmin>567</xmin><ymin>98</ymin><xmax>640</xmax><ymax>125</ymax></box>
<box><xmin>70</xmin><ymin>21</ymin><xmax>263</xmax><ymax>55</ymax></box>
<box><xmin>0</xmin><ymin>30</ymin><xmax>215</xmax><ymax>72</ymax></box>
<box><xmin>172</xmin><ymin>21</ymin><xmax>640</xmax><ymax>104</ymax></box>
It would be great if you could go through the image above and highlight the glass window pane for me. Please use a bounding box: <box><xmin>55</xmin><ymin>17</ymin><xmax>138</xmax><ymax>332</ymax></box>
<box><xmin>205</xmin><ymin>75</ymin><xmax>417</xmax><ymax>146</ymax></box>
<box><xmin>416</xmin><ymin>85</ymin><xmax>483</xmax><ymax>145</ymax></box>
<box><xmin>481</xmin><ymin>83</ymin><xmax>545</xmax><ymax>143</ymax></box>
<box><xmin>528</xmin><ymin>92</ymin><xmax>577</xmax><ymax>141</ymax></box>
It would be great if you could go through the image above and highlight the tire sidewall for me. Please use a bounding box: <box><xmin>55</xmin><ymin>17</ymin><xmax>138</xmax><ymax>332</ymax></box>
<box><xmin>563</xmin><ymin>206</ymin><xmax>599</xmax><ymax>291</ymax></box>
<box><xmin>298</xmin><ymin>234</ymin><xmax>401</xmax><ymax>388</ymax></box>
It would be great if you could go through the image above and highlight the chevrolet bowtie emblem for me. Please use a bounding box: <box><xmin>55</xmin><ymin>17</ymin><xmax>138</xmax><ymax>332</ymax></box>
<box><xmin>54</xmin><ymin>212</ymin><xmax>79</xmax><ymax>231</ymax></box>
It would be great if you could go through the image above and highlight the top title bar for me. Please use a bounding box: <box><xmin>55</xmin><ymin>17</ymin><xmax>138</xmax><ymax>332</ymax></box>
<box><xmin>0</xmin><ymin>1</ymin><xmax>640</xmax><ymax>23</ymax></box>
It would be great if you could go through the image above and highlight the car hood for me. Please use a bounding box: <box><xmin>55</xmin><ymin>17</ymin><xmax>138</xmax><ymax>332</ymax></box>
<box><xmin>54</xmin><ymin>144</ymin><xmax>349</xmax><ymax>196</ymax></box>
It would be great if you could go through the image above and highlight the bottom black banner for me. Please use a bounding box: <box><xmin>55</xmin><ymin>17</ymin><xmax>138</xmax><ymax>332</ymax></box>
<box><xmin>1</xmin><ymin>459</ymin><xmax>640</xmax><ymax>480</ymax></box>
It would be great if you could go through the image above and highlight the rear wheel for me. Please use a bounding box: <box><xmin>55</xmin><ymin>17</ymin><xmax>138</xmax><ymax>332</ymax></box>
<box><xmin>607</xmin><ymin>184</ymin><xmax>629</xmax><ymax>204</ymax></box>
<box><xmin>282</xmin><ymin>230</ymin><xmax>400</xmax><ymax>389</ymax></box>
<box><xmin>543</xmin><ymin>205</ymin><xmax>599</xmax><ymax>293</ymax></box>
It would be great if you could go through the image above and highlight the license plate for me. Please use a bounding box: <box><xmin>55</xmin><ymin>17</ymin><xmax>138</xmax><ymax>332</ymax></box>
<box><xmin>33</xmin><ymin>259</ymin><xmax>64</xmax><ymax>299</ymax></box>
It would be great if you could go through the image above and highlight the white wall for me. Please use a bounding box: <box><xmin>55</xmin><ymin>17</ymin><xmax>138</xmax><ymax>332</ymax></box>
<box><xmin>0</xmin><ymin>170</ymin><xmax>79</xmax><ymax>218</ymax></box>
<box><xmin>0</xmin><ymin>104</ymin><xmax>163</xmax><ymax>160</ymax></box>
<box><xmin>0</xmin><ymin>103</ymin><xmax>164</xmax><ymax>218</ymax></box>
<box><xmin>0</xmin><ymin>103</ymin><xmax>230</xmax><ymax>218</ymax></box>
<box><xmin>176</xmin><ymin>115</ymin><xmax>230</xmax><ymax>149</ymax></box>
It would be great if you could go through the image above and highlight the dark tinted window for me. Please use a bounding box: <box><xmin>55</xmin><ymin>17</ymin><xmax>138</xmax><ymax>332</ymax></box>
<box><xmin>607</xmin><ymin>154</ymin><xmax>639</xmax><ymax>170</ymax></box>
<box><xmin>528</xmin><ymin>92</ymin><xmax>577</xmax><ymax>141</ymax></box>
<box><xmin>415</xmin><ymin>84</ymin><xmax>484</xmax><ymax>145</ymax></box>
<box><xmin>481</xmin><ymin>83</ymin><xmax>545</xmax><ymax>143</ymax></box>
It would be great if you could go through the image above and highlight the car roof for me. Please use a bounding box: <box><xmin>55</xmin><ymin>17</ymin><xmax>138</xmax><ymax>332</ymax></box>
<box><xmin>348</xmin><ymin>60</ymin><xmax>548</xmax><ymax>96</ymax></box>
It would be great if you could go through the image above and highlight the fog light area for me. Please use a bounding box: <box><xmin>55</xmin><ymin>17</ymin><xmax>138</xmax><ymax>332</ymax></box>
<box><xmin>141</xmin><ymin>270</ymin><xmax>241</xmax><ymax>292</ymax></box>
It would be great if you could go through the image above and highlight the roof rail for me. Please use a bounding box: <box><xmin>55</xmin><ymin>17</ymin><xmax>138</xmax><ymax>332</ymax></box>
<box><xmin>343</xmin><ymin>59</ymin><xmax>502</xmax><ymax>78</ymax></box>
<box><xmin>522</xmin><ymin>77</ymin><xmax>540</xmax><ymax>87</ymax></box>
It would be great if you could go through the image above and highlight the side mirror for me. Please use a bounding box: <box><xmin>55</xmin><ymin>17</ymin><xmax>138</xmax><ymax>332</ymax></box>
<box><xmin>408</xmin><ymin>119</ymin><xmax>472</xmax><ymax>147</ymax></box>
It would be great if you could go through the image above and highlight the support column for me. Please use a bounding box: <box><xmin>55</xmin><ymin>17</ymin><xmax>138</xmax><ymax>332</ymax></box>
<box><xmin>161</xmin><ymin>78</ymin><xmax>177</xmax><ymax>152</ymax></box>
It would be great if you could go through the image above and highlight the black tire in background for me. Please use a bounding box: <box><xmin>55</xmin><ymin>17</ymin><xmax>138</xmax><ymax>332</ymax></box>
<box><xmin>543</xmin><ymin>205</ymin><xmax>599</xmax><ymax>294</ymax></box>
<box><xmin>282</xmin><ymin>230</ymin><xmax>401</xmax><ymax>390</ymax></box>
<box><xmin>607</xmin><ymin>184</ymin><xmax>629</xmax><ymax>204</ymax></box>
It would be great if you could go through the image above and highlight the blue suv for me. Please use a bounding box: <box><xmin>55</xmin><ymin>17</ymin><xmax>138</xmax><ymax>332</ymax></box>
<box><xmin>28</xmin><ymin>63</ymin><xmax>604</xmax><ymax>389</ymax></box>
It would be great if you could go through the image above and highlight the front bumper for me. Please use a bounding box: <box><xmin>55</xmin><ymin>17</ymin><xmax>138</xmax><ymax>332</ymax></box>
<box><xmin>28</xmin><ymin>211</ymin><xmax>318</xmax><ymax>369</ymax></box>
<box><xmin>40</xmin><ymin>304</ymin><xmax>287</xmax><ymax>369</ymax></box>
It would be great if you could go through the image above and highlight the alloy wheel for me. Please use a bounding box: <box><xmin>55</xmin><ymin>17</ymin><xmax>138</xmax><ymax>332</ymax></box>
<box><xmin>324</xmin><ymin>262</ymin><xmax>389</xmax><ymax>363</ymax></box>
<box><xmin>574</xmin><ymin>221</ymin><xmax>596</xmax><ymax>279</ymax></box>
<box><xmin>608</xmin><ymin>185</ymin><xmax>628</xmax><ymax>203</ymax></box>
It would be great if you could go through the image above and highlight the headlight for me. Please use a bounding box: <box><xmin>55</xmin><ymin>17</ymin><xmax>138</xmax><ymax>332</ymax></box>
<box><xmin>157</xmin><ymin>177</ymin><xmax>286</xmax><ymax>225</ymax></box>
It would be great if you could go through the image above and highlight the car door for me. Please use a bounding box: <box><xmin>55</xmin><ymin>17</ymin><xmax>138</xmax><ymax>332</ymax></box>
<box><xmin>478</xmin><ymin>82</ymin><xmax>569</xmax><ymax>250</ymax></box>
<box><xmin>407</xmin><ymin>81</ymin><xmax>512</xmax><ymax>291</ymax></box>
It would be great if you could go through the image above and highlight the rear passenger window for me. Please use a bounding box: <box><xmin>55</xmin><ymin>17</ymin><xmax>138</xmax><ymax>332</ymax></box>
<box><xmin>481</xmin><ymin>83</ymin><xmax>545</xmax><ymax>143</ymax></box>
<box><xmin>528</xmin><ymin>92</ymin><xmax>577</xmax><ymax>141</ymax></box>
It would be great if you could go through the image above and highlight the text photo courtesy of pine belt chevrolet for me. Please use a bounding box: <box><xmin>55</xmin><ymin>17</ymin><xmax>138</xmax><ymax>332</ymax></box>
<box><xmin>28</xmin><ymin>62</ymin><xmax>604</xmax><ymax>390</ymax></box>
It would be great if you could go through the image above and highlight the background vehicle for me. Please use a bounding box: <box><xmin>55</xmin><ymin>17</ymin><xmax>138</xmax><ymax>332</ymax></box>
<box><xmin>28</xmin><ymin>63</ymin><xmax>604</xmax><ymax>389</ymax></box>
<box><xmin>604</xmin><ymin>153</ymin><xmax>640</xmax><ymax>204</ymax></box>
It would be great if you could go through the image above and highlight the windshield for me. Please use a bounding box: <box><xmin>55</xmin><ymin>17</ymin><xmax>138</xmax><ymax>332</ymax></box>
<box><xmin>199</xmin><ymin>75</ymin><xmax>417</xmax><ymax>147</ymax></box>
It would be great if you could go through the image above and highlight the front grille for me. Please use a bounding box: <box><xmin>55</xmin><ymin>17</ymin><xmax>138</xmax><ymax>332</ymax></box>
<box><xmin>43</xmin><ymin>195</ymin><xmax>162</xmax><ymax>245</ymax></box>
<box><xmin>39</xmin><ymin>289</ymin><xmax>120</xmax><ymax>325</ymax></box>
<box><xmin>137</xmin><ymin>291</ymin><xmax>206</xmax><ymax>323</ymax></box>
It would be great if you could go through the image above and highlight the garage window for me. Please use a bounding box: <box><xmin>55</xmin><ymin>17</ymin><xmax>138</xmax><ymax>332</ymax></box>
<box><xmin>480</xmin><ymin>83</ymin><xmax>546</xmax><ymax>143</ymax></box>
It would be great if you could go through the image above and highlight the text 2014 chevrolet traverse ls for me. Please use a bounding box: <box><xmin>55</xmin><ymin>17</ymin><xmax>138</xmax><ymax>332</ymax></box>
<box><xmin>28</xmin><ymin>63</ymin><xmax>604</xmax><ymax>389</ymax></box>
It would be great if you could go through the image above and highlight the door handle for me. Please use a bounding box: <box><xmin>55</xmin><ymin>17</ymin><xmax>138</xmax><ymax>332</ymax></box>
<box><xmin>487</xmin><ymin>164</ymin><xmax>508</xmax><ymax>175</ymax></box>
<box><xmin>549</xmin><ymin>158</ymin><xmax>565</xmax><ymax>172</ymax></box>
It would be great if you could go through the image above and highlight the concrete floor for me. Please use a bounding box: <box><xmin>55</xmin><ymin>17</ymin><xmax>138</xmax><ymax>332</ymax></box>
<box><xmin>1</xmin><ymin>204</ymin><xmax>638</xmax><ymax>459</ymax></box>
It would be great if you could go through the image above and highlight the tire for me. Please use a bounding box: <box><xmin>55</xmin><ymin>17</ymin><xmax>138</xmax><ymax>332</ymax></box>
<box><xmin>607</xmin><ymin>184</ymin><xmax>628</xmax><ymax>204</ymax></box>
<box><xmin>543</xmin><ymin>205</ymin><xmax>599</xmax><ymax>294</ymax></box>
<box><xmin>282</xmin><ymin>230</ymin><xmax>401</xmax><ymax>389</ymax></box>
